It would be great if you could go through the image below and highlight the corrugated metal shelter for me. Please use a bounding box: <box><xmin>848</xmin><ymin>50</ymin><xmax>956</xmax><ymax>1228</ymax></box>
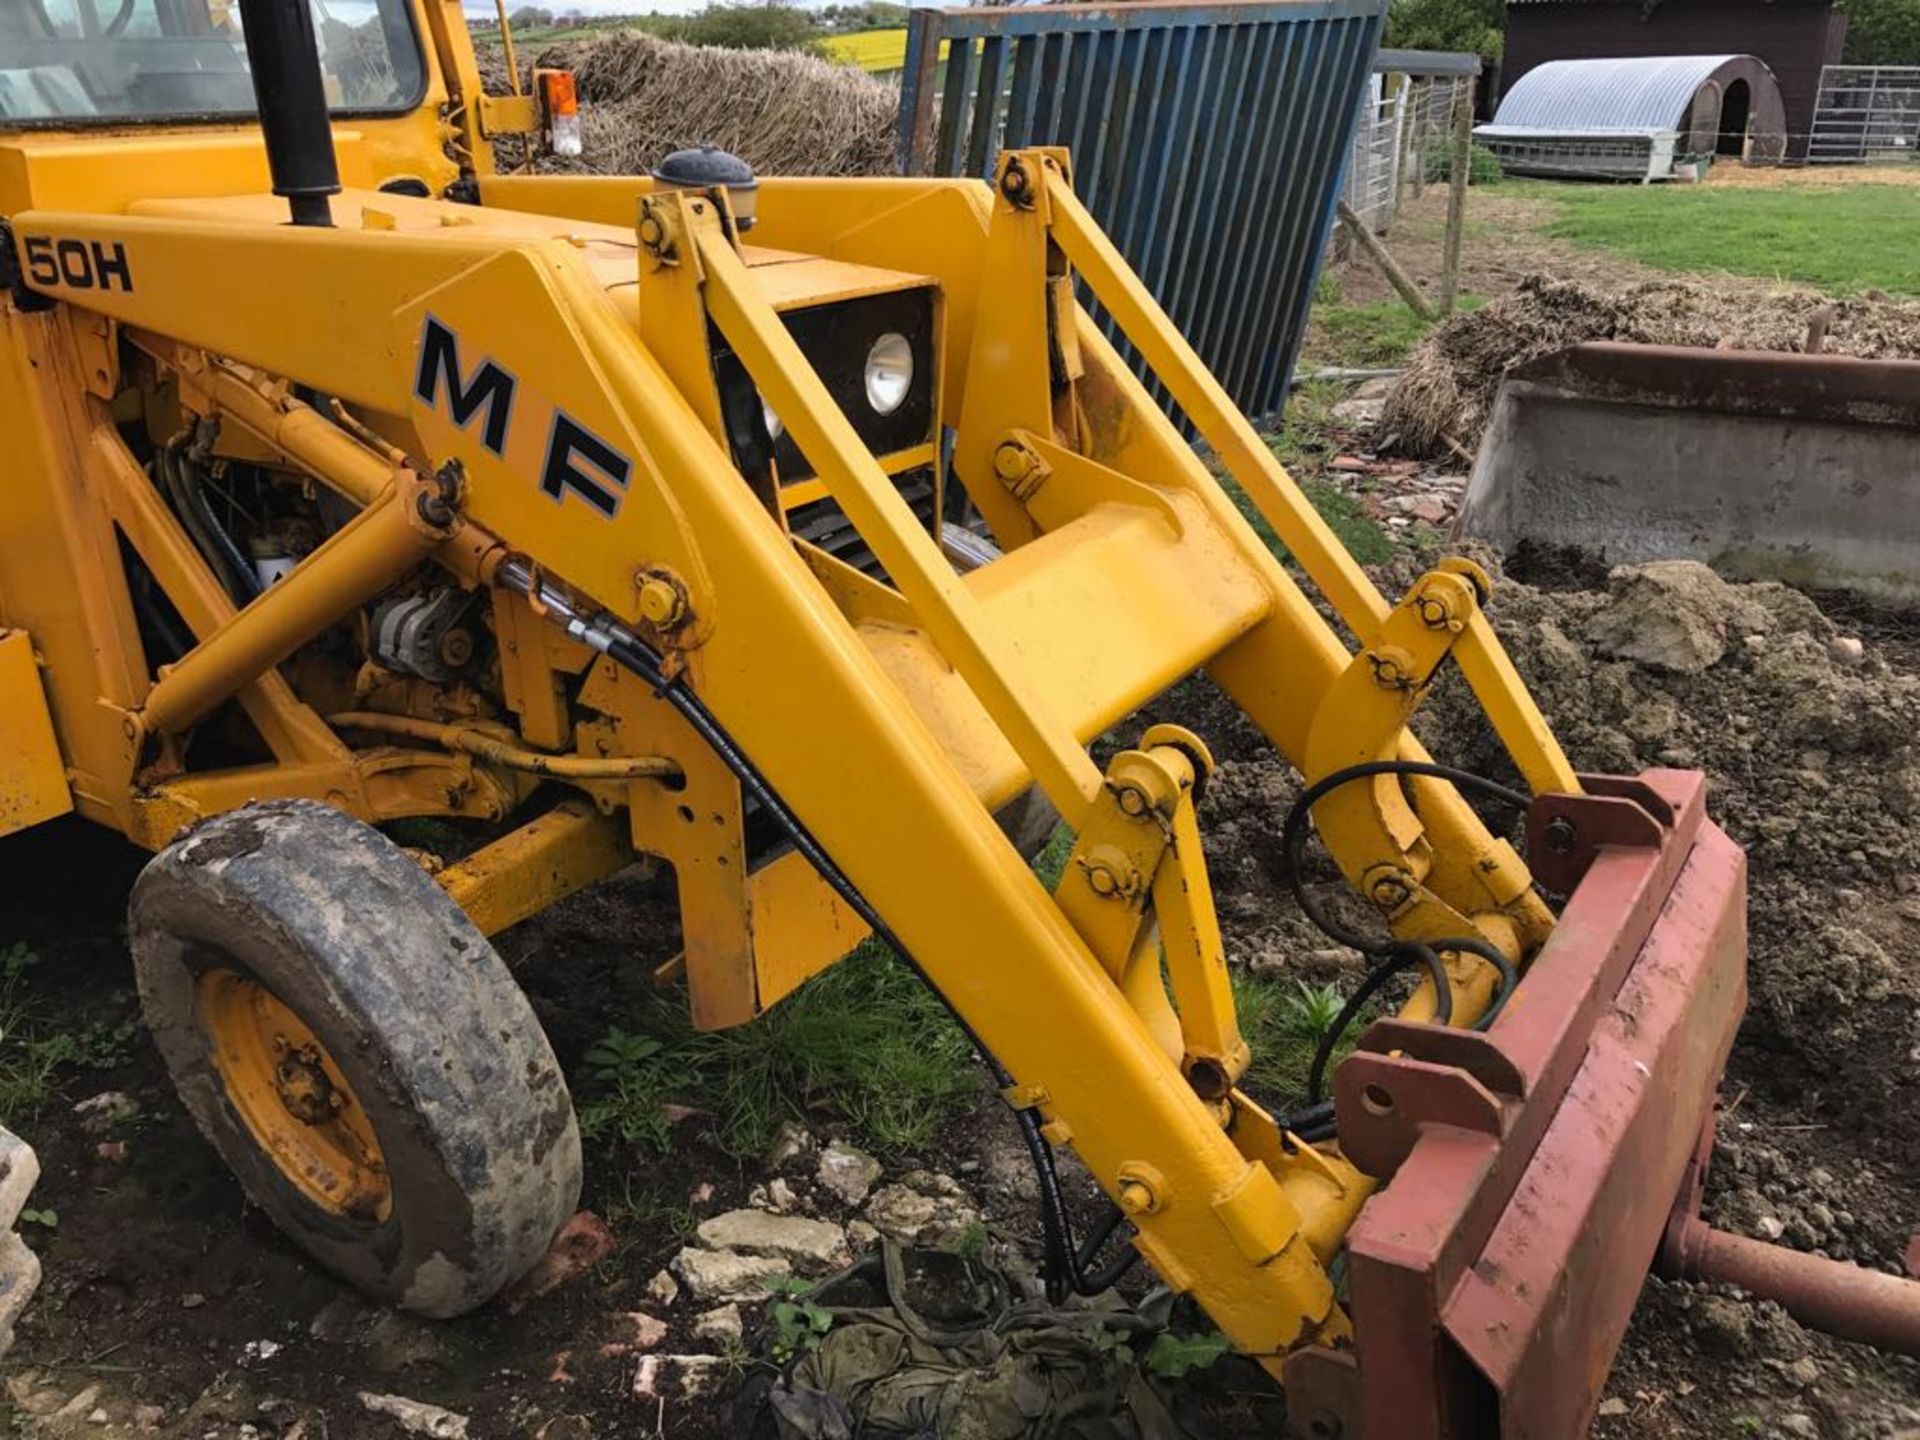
<box><xmin>1477</xmin><ymin>54</ymin><xmax>1786</xmax><ymax>179</ymax></box>
<box><xmin>1502</xmin><ymin>0</ymin><xmax>1843</xmax><ymax>161</ymax></box>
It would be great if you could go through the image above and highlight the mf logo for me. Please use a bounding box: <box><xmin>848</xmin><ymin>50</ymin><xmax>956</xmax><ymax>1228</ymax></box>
<box><xmin>412</xmin><ymin>314</ymin><xmax>632</xmax><ymax>517</ymax></box>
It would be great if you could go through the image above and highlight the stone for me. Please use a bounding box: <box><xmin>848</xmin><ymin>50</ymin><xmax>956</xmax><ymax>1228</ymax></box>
<box><xmin>693</xmin><ymin>1303</ymin><xmax>744</xmax><ymax>1343</ymax></box>
<box><xmin>846</xmin><ymin>1220</ymin><xmax>881</xmax><ymax>1253</ymax></box>
<box><xmin>766</xmin><ymin>1121</ymin><xmax>817</xmax><ymax>1167</ymax></box>
<box><xmin>0</xmin><ymin>1232</ymin><xmax>41</xmax><ymax>1356</ymax></box>
<box><xmin>695</xmin><ymin>1210</ymin><xmax>847</xmax><ymax>1270</ymax></box>
<box><xmin>0</xmin><ymin>1130</ymin><xmax>41</xmax><ymax>1234</ymax></box>
<box><xmin>1596</xmin><ymin>1398</ymin><xmax>1628</xmax><ymax>1417</ymax></box>
<box><xmin>645</xmin><ymin>1270</ymin><xmax>680</xmax><ymax>1308</ymax></box>
<box><xmin>671</xmin><ymin>1246</ymin><xmax>790</xmax><ymax>1302</ymax></box>
<box><xmin>816</xmin><ymin>1140</ymin><xmax>882</xmax><ymax>1207</ymax></box>
<box><xmin>1778</xmin><ymin>1415</ymin><xmax>1818</xmax><ymax>1438</ymax></box>
<box><xmin>358</xmin><ymin>1392</ymin><xmax>469</xmax><ymax>1439</ymax></box>
<box><xmin>1690</xmin><ymin>1293</ymin><xmax>1753</xmax><ymax>1355</ymax></box>
<box><xmin>1584</xmin><ymin>561</ymin><xmax>1767</xmax><ymax>675</ymax></box>
<box><xmin>864</xmin><ymin>1172</ymin><xmax>981</xmax><ymax>1247</ymax></box>
<box><xmin>632</xmin><ymin>1354</ymin><xmax>728</xmax><ymax>1400</ymax></box>
<box><xmin>1829</xmin><ymin>636</ymin><xmax>1866</xmax><ymax>666</ymax></box>
<box><xmin>504</xmin><ymin>1211</ymin><xmax>614</xmax><ymax>1312</ymax></box>
<box><xmin>619</xmin><ymin>1311</ymin><xmax>668</xmax><ymax>1352</ymax></box>
<box><xmin>1408</xmin><ymin>497</ymin><xmax>1449</xmax><ymax>525</ymax></box>
<box><xmin>71</xmin><ymin>1092</ymin><xmax>137</xmax><ymax>1132</ymax></box>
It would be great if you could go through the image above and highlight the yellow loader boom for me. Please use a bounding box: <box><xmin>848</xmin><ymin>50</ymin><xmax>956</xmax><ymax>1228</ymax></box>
<box><xmin>0</xmin><ymin>0</ymin><xmax>1811</xmax><ymax>1433</ymax></box>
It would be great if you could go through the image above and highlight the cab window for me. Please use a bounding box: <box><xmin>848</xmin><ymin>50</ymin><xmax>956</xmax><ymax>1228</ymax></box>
<box><xmin>0</xmin><ymin>0</ymin><xmax>425</xmax><ymax>123</ymax></box>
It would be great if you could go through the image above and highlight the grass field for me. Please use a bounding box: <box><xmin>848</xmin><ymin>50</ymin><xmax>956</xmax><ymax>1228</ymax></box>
<box><xmin>1520</xmin><ymin>178</ymin><xmax>1920</xmax><ymax>295</ymax></box>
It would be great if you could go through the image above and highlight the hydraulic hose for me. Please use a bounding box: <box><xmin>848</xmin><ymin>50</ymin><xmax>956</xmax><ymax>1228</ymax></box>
<box><xmin>1277</xmin><ymin>760</ymin><xmax>1533</xmax><ymax>1111</ymax></box>
<box><xmin>495</xmin><ymin>560</ymin><xmax>1117</xmax><ymax>1299</ymax></box>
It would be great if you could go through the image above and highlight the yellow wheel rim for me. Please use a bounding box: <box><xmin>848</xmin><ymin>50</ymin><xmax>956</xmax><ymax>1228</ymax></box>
<box><xmin>196</xmin><ymin>969</ymin><xmax>393</xmax><ymax>1223</ymax></box>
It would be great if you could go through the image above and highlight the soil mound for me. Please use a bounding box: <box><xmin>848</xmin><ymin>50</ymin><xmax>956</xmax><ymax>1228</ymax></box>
<box><xmin>1380</xmin><ymin>274</ymin><xmax>1920</xmax><ymax>456</ymax></box>
<box><xmin>1195</xmin><ymin>559</ymin><xmax>1920</xmax><ymax>1149</ymax></box>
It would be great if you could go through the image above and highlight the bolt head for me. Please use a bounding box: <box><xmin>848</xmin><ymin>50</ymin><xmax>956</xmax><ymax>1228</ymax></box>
<box><xmin>1116</xmin><ymin>784</ymin><xmax>1151</xmax><ymax>817</ymax></box>
<box><xmin>993</xmin><ymin>442</ymin><xmax>1033</xmax><ymax>483</ymax></box>
<box><xmin>1118</xmin><ymin>1180</ymin><xmax>1154</xmax><ymax>1216</ymax></box>
<box><xmin>1087</xmin><ymin>865</ymin><xmax>1119</xmax><ymax>897</ymax></box>
<box><xmin>637</xmin><ymin>574</ymin><xmax>688</xmax><ymax>629</ymax></box>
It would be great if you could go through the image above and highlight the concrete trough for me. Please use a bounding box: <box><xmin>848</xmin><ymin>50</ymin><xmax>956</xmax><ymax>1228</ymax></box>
<box><xmin>1456</xmin><ymin>342</ymin><xmax>1920</xmax><ymax>603</ymax></box>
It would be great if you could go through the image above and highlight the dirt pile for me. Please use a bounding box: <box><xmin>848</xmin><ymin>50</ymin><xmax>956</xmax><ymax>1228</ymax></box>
<box><xmin>1192</xmin><ymin>558</ymin><xmax>1919</xmax><ymax>1244</ymax></box>
<box><xmin>518</xmin><ymin>31</ymin><xmax>901</xmax><ymax>178</ymax></box>
<box><xmin>1379</xmin><ymin>274</ymin><xmax>1920</xmax><ymax>456</ymax></box>
<box><xmin>1419</xmin><ymin>561</ymin><xmax>1920</xmax><ymax>1148</ymax></box>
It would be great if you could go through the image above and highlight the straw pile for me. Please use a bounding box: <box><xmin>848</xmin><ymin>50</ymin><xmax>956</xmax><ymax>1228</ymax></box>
<box><xmin>1380</xmin><ymin>274</ymin><xmax>1920</xmax><ymax>456</ymax></box>
<box><xmin>522</xmin><ymin>31</ymin><xmax>901</xmax><ymax>178</ymax></box>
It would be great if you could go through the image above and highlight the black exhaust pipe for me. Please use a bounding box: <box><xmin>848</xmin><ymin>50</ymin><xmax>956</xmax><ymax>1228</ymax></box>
<box><xmin>235</xmin><ymin>0</ymin><xmax>342</xmax><ymax>227</ymax></box>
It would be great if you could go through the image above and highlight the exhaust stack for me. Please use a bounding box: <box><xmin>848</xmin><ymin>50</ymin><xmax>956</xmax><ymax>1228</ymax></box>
<box><xmin>235</xmin><ymin>0</ymin><xmax>342</xmax><ymax>227</ymax></box>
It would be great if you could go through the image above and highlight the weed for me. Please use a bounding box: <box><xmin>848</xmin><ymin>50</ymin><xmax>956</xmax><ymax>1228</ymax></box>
<box><xmin>1234</xmin><ymin>970</ymin><xmax>1369</xmax><ymax>1106</ymax></box>
<box><xmin>944</xmin><ymin>1220</ymin><xmax>990</xmax><ymax>1260</ymax></box>
<box><xmin>1279</xmin><ymin>981</ymin><xmax>1346</xmax><ymax>1041</ymax></box>
<box><xmin>1083</xmin><ymin>1321</ymin><xmax>1137</xmax><ymax>1366</ymax></box>
<box><xmin>600</xmin><ymin>1171</ymin><xmax>698</xmax><ymax>1250</ymax></box>
<box><xmin>765</xmin><ymin>1276</ymin><xmax>834</xmax><ymax>1360</ymax></box>
<box><xmin>0</xmin><ymin>943</ymin><xmax>133</xmax><ymax>1125</ymax></box>
<box><xmin>1143</xmin><ymin>1329</ymin><xmax>1232</xmax><ymax>1379</ymax></box>
<box><xmin>576</xmin><ymin>1026</ymin><xmax>676</xmax><ymax>1151</ymax></box>
<box><xmin>19</xmin><ymin>1208</ymin><xmax>55</xmax><ymax>1229</ymax></box>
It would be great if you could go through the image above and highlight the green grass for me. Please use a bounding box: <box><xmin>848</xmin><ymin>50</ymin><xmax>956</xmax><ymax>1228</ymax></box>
<box><xmin>576</xmin><ymin>938</ymin><xmax>975</xmax><ymax>1160</ymax></box>
<box><xmin>1520</xmin><ymin>180</ymin><xmax>1920</xmax><ymax>295</ymax></box>
<box><xmin>0</xmin><ymin>942</ymin><xmax>138</xmax><ymax>1125</ymax></box>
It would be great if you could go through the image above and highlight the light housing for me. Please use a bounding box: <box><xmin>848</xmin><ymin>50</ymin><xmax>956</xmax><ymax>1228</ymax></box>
<box><xmin>536</xmin><ymin>69</ymin><xmax>582</xmax><ymax>158</ymax></box>
<box><xmin>864</xmin><ymin>333</ymin><xmax>913</xmax><ymax>416</ymax></box>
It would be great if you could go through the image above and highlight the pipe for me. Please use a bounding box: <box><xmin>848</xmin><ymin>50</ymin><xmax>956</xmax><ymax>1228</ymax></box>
<box><xmin>235</xmin><ymin>0</ymin><xmax>341</xmax><ymax>227</ymax></box>
<box><xmin>328</xmin><ymin>711</ymin><xmax>681</xmax><ymax>782</ymax></box>
<box><xmin>1661</xmin><ymin>1215</ymin><xmax>1920</xmax><ymax>1358</ymax></box>
<box><xmin>141</xmin><ymin>489</ymin><xmax>435</xmax><ymax>736</ymax></box>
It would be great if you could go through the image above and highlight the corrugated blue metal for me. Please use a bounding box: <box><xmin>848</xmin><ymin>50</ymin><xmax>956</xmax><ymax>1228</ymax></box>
<box><xmin>1482</xmin><ymin>54</ymin><xmax>1739</xmax><ymax>136</ymax></box>
<box><xmin>900</xmin><ymin>0</ymin><xmax>1388</xmax><ymax>423</ymax></box>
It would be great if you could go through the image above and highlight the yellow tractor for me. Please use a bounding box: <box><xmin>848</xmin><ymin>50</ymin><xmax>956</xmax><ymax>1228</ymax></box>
<box><xmin>2</xmin><ymin>0</ymin><xmax>1852</xmax><ymax>1432</ymax></box>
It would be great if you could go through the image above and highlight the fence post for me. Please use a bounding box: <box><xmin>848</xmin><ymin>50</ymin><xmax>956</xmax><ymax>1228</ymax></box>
<box><xmin>1439</xmin><ymin>74</ymin><xmax>1473</xmax><ymax>314</ymax></box>
<box><xmin>899</xmin><ymin>8</ymin><xmax>944</xmax><ymax>175</ymax></box>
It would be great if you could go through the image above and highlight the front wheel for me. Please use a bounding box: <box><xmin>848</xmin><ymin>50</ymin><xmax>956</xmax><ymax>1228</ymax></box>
<box><xmin>130</xmin><ymin>799</ymin><xmax>582</xmax><ymax>1317</ymax></box>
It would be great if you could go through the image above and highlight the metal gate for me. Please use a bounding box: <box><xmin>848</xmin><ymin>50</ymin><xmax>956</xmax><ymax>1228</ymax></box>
<box><xmin>1809</xmin><ymin>66</ymin><xmax>1920</xmax><ymax>165</ymax></box>
<box><xmin>898</xmin><ymin>0</ymin><xmax>1388</xmax><ymax>422</ymax></box>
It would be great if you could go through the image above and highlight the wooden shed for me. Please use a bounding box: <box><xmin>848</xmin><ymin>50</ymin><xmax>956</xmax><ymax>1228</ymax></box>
<box><xmin>1503</xmin><ymin>0</ymin><xmax>1847</xmax><ymax>158</ymax></box>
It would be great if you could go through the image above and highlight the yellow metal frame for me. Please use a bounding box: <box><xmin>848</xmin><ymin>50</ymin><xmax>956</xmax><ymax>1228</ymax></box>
<box><xmin>0</xmin><ymin>6</ymin><xmax>1590</xmax><ymax>1384</ymax></box>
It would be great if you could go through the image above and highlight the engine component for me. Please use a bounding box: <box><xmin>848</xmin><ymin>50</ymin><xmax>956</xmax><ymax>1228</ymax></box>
<box><xmin>371</xmin><ymin>588</ymin><xmax>482</xmax><ymax>682</ymax></box>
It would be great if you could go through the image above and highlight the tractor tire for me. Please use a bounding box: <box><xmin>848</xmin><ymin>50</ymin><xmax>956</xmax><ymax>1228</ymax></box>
<box><xmin>129</xmin><ymin>799</ymin><xmax>582</xmax><ymax>1318</ymax></box>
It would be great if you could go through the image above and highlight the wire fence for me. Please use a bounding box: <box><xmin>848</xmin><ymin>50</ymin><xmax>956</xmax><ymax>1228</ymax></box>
<box><xmin>1343</xmin><ymin>73</ymin><xmax>1473</xmax><ymax>231</ymax></box>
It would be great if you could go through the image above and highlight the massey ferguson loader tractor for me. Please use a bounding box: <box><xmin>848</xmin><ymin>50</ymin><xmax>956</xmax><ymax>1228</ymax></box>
<box><xmin>1</xmin><ymin>0</ymin><xmax>1912</xmax><ymax>1432</ymax></box>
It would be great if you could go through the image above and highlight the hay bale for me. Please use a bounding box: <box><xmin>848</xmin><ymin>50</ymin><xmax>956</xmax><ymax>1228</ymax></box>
<box><xmin>521</xmin><ymin>31</ymin><xmax>900</xmax><ymax>179</ymax></box>
<box><xmin>1380</xmin><ymin>274</ymin><xmax>1920</xmax><ymax>456</ymax></box>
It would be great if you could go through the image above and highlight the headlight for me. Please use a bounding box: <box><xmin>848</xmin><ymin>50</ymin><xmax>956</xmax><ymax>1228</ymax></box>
<box><xmin>864</xmin><ymin>333</ymin><xmax>913</xmax><ymax>416</ymax></box>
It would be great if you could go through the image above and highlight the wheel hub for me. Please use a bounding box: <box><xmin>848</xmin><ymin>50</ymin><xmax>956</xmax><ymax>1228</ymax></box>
<box><xmin>197</xmin><ymin>969</ymin><xmax>392</xmax><ymax>1223</ymax></box>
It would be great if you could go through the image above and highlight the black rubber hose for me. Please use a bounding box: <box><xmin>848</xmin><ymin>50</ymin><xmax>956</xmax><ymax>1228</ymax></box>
<box><xmin>159</xmin><ymin>444</ymin><xmax>262</xmax><ymax>607</ymax></box>
<box><xmin>1305</xmin><ymin>942</ymin><xmax>1441</xmax><ymax>1105</ymax></box>
<box><xmin>1279</xmin><ymin>759</ymin><xmax>1529</xmax><ymax>953</ymax></box>
<box><xmin>599</xmin><ymin>632</ymin><xmax>1101</xmax><ymax>1299</ymax></box>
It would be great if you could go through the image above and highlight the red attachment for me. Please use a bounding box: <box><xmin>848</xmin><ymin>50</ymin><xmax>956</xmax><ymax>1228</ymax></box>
<box><xmin>1285</xmin><ymin>769</ymin><xmax>1749</xmax><ymax>1439</ymax></box>
<box><xmin>1656</xmin><ymin>1107</ymin><xmax>1920</xmax><ymax>1358</ymax></box>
